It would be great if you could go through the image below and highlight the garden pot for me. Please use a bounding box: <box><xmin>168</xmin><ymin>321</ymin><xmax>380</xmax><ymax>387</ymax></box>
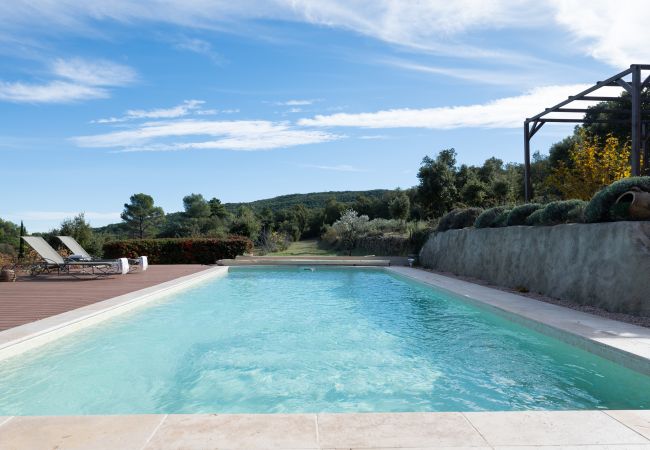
<box><xmin>615</xmin><ymin>188</ymin><xmax>650</xmax><ymax>220</ymax></box>
<box><xmin>0</xmin><ymin>268</ymin><xmax>16</xmax><ymax>282</ymax></box>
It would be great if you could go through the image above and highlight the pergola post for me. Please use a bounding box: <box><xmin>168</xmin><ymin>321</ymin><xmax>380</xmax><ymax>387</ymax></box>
<box><xmin>631</xmin><ymin>65</ymin><xmax>642</xmax><ymax>176</ymax></box>
<box><xmin>524</xmin><ymin>121</ymin><xmax>532</xmax><ymax>202</ymax></box>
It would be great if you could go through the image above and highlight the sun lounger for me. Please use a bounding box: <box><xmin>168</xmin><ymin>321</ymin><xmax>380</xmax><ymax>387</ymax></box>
<box><xmin>22</xmin><ymin>236</ymin><xmax>128</xmax><ymax>278</ymax></box>
<box><xmin>56</xmin><ymin>236</ymin><xmax>148</xmax><ymax>271</ymax></box>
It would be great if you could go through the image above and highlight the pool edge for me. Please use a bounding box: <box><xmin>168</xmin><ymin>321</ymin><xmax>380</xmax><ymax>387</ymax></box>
<box><xmin>387</xmin><ymin>266</ymin><xmax>650</xmax><ymax>375</ymax></box>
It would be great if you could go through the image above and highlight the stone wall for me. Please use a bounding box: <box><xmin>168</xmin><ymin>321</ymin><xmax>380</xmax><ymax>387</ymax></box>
<box><xmin>419</xmin><ymin>222</ymin><xmax>650</xmax><ymax>316</ymax></box>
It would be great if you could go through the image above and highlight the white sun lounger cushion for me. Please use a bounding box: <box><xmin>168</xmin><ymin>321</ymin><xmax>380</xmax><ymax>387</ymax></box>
<box><xmin>139</xmin><ymin>256</ymin><xmax>149</xmax><ymax>271</ymax></box>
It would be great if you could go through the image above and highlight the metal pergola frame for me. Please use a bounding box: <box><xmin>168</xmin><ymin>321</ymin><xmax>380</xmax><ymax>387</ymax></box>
<box><xmin>523</xmin><ymin>64</ymin><xmax>650</xmax><ymax>201</ymax></box>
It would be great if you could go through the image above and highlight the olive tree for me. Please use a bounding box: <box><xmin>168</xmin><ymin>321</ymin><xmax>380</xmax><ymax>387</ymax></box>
<box><xmin>332</xmin><ymin>209</ymin><xmax>369</xmax><ymax>255</ymax></box>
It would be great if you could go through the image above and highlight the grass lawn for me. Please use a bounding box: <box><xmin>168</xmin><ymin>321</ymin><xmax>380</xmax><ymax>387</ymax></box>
<box><xmin>266</xmin><ymin>239</ymin><xmax>339</xmax><ymax>256</ymax></box>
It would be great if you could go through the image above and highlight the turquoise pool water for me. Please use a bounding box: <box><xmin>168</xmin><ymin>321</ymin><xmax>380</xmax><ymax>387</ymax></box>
<box><xmin>1</xmin><ymin>267</ymin><xmax>649</xmax><ymax>415</ymax></box>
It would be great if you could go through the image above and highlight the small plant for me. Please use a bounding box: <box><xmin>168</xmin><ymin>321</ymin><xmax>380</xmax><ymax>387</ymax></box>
<box><xmin>474</xmin><ymin>206</ymin><xmax>509</xmax><ymax>228</ymax></box>
<box><xmin>584</xmin><ymin>176</ymin><xmax>650</xmax><ymax>223</ymax></box>
<box><xmin>506</xmin><ymin>203</ymin><xmax>543</xmax><ymax>226</ymax></box>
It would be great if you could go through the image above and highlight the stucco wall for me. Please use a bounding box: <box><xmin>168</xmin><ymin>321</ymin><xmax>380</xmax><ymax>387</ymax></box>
<box><xmin>419</xmin><ymin>222</ymin><xmax>650</xmax><ymax>316</ymax></box>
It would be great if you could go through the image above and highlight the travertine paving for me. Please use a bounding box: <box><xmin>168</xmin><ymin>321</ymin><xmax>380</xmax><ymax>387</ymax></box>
<box><xmin>1</xmin><ymin>411</ymin><xmax>649</xmax><ymax>449</ymax></box>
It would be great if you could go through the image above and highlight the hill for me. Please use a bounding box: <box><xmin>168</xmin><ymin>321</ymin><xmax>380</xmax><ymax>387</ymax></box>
<box><xmin>223</xmin><ymin>189</ymin><xmax>393</xmax><ymax>213</ymax></box>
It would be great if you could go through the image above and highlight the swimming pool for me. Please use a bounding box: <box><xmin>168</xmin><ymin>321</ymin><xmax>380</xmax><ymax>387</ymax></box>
<box><xmin>1</xmin><ymin>267</ymin><xmax>649</xmax><ymax>415</ymax></box>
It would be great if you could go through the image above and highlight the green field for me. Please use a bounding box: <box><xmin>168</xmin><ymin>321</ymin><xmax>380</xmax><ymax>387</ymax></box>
<box><xmin>266</xmin><ymin>240</ymin><xmax>339</xmax><ymax>256</ymax></box>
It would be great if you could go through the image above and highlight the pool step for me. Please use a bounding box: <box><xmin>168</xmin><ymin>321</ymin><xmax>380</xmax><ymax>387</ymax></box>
<box><xmin>217</xmin><ymin>255</ymin><xmax>392</xmax><ymax>266</ymax></box>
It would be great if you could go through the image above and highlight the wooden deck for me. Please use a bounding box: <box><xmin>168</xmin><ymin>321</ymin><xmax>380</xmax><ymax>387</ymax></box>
<box><xmin>0</xmin><ymin>265</ymin><xmax>208</xmax><ymax>331</ymax></box>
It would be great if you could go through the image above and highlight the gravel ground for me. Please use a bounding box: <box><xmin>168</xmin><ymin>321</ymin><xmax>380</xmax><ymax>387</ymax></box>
<box><xmin>419</xmin><ymin>267</ymin><xmax>650</xmax><ymax>329</ymax></box>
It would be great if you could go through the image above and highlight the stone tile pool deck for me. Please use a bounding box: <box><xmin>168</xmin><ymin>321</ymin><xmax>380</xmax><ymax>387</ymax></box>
<box><xmin>1</xmin><ymin>265</ymin><xmax>649</xmax><ymax>449</ymax></box>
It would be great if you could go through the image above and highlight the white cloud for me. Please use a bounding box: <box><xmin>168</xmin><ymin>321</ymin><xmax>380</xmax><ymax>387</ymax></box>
<box><xmin>73</xmin><ymin>119</ymin><xmax>342</xmax><ymax>151</ymax></box>
<box><xmin>0</xmin><ymin>80</ymin><xmax>107</xmax><ymax>103</ymax></box>
<box><xmin>0</xmin><ymin>1</ymin><xmax>646</xmax><ymax>68</ymax></box>
<box><xmin>94</xmin><ymin>100</ymin><xmax>210</xmax><ymax>123</ymax></box>
<box><xmin>52</xmin><ymin>58</ymin><xmax>137</xmax><ymax>86</ymax></box>
<box><xmin>0</xmin><ymin>58</ymin><xmax>136</xmax><ymax>103</ymax></box>
<box><xmin>299</xmin><ymin>84</ymin><xmax>624</xmax><ymax>130</ymax></box>
<box><xmin>550</xmin><ymin>0</ymin><xmax>650</xmax><ymax>68</ymax></box>
<box><xmin>300</xmin><ymin>163</ymin><xmax>367</xmax><ymax>172</ymax></box>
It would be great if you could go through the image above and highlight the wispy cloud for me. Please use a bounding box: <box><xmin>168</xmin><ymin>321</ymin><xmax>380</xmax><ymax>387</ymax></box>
<box><xmin>73</xmin><ymin>119</ymin><xmax>343</xmax><ymax>152</ymax></box>
<box><xmin>51</xmin><ymin>58</ymin><xmax>137</xmax><ymax>86</ymax></box>
<box><xmin>93</xmin><ymin>100</ymin><xmax>212</xmax><ymax>123</ymax></box>
<box><xmin>0</xmin><ymin>81</ymin><xmax>107</xmax><ymax>103</ymax></box>
<box><xmin>0</xmin><ymin>58</ymin><xmax>136</xmax><ymax>103</ymax></box>
<box><xmin>298</xmin><ymin>84</ymin><xmax>626</xmax><ymax>130</ymax></box>
<box><xmin>275</xmin><ymin>99</ymin><xmax>317</xmax><ymax>106</ymax></box>
<box><xmin>0</xmin><ymin>2</ymin><xmax>647</xmax><ymax>68</ymax></box>
<box><xmin>300</xmin><ymin>163</ymin><xmax>367</xmax><ymax>172</ymax></box>
<box><xmin>173</xmin><ymin>36</ymin><xmax>225</xmax><ymax>64</ymax></box>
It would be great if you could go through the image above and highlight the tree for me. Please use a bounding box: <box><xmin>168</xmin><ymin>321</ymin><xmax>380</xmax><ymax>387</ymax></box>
<box><xmin>58</xmin><ymin>213</ymin><xmax>103</xmax><ymax>255</ymax></box>
<box><xmin>183</xmin><ymin>193</ymin><xmax>211</xmax><ymax>218</ymax></box>
<box><xmin>416</xmin><ymin>149</ymin><xmax>458</xmax><ymax>217</ymax></box>
<box><xmin>121</xmin><ymin>193</ymin><xmax>164</xmax><ymax>238</ymax></box>
<box><xmin>388</xmin><ymin>191</ymin><xmax>410</xmax><ymax>222</ymax></box>
<box><xmin>229</xmin><ymin>206</ymin><xmax>261</xmax><ymax>241</ymax></box>
<box><xmin>332</xmin><ymin>209</ymin><xmax>369</xmax><ymax>256</ymax></box>
<box><xmin>208</xmin><ymin>197</ymin><xmax>229</xmax><ymax>219</ymax></box>
<box><xmin>324</xmin><ymin>197</ymin><xmax>345</xmax><ymax>224</ymax></box>
<box><xmin>546</xmin><ymin>131</ymin><xmax>631</xmax><ymax>200</ymax></box>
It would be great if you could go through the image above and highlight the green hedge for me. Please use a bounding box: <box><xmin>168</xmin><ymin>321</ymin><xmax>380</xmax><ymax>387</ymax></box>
<box><xmin>584</xmin><ymin>176</ymin><xmax>650</xmax><ymax>223</ymax></box>
<box><xmin>437</xmin><ymin>207</ymin><xmax>483</xmax><ymax>232</ymax></box>
<box><xmin>506</xmin><ymin>203</ymin><xmax>543</xmax><ymax>226</ymax></box>
<box><xmin>525</xmin><ymin>200</ymin><xmax>587</xmax><ymax>226</ymax></box>
<box><xmin>475</xmin><ymin>206</ymin><xmax>510</xmax><ymax>228</ymax></box>
<box><xmin>103</xmin><ymin>237</ymin><xmax>253</xmax><ymax>264</ymax></box>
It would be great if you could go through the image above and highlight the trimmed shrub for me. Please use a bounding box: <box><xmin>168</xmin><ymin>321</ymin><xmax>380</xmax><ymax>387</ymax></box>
<box><xmin>567</xmin><ymin>202</ymin><xmax>587</xmax><ymax>223</ymax></box>
<box><xmin>539</xmin><ymin>200</ymin><xmax>588</xmax><ymax>225</ymax></box>
<box><xmin>525</xmin><ymin>209</ymin><xmax>545</xmax><ymax>225</ymax></box>
<box><xmin>475</xmin><ymin>206</ymin><xmax>510</xmax><ymax>228</ymax></box>
<box><xmin>584</xmin><ymin>176</ymin><xmax>650</xmax><ymax>223</ymax></box>
<box><xmin>492</xmin><ymin>209</ymin><xmax>512</xmax><ymax>228</ymax></box>
<box><xmin>103</xmin><ymin>236</ymin><xmax>253</xmax><ymax>264</ymax></box>
<box><xmin>437</xmin><ymin>208</ymin><xmax>483</xmax><ymax>232</ymax></box>
<box><xmin>506</xmin><ymin>203</ymin><xmax>543</xmax><ymax>226</ymax></box>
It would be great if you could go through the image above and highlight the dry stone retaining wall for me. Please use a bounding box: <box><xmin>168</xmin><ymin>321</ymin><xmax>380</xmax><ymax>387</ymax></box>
<box><xmin>419</xmin><ymin>222</ymin><xmax>650</xmax><ymax>316</ymax></box>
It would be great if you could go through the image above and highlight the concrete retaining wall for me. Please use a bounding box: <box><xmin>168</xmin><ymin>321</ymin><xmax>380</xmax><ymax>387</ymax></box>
<box><xmin>419</xmin><ymin>222</ymin><xmax>650</xmax><ymax>316</ymax></box>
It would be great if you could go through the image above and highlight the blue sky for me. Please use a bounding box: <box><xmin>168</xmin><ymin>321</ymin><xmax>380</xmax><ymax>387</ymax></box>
<box><xmin>1</xmin><ymin>1</ymin><xmax>648</xmax><ymax>231</ymax></box>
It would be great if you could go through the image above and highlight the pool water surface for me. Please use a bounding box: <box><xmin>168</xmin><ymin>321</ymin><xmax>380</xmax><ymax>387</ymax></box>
<box><xmin>1</xmin><ymin>267</ymin><xmax>649</xmax><ymax>415</ymax></box>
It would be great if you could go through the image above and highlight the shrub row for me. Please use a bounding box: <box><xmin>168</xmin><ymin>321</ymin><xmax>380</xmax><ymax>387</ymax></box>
<box><xmin>437</xmin><ymin>207</ymin><xmax>483</xmax><ymax>232</ymax></box>
<box><xmin>475</xmin><ymin>206</ymin><xmax>511</xmax><ymax>228</ymax></box>
<box><xmin>103</xmin><ymin>236</ymin><xmax>253</xmax><ymax>264</ymax></box>
<box><xmin>435</xmin><ymin>176</ymin><xmax>650</xmax><ymax>233</ymax></box>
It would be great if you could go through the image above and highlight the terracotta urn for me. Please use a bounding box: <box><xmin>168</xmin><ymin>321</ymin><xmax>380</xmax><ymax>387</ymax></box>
<box><xmin>615</xmin><ymin>188</ymin><xmax>650</xmax><ymax>220</ymax></box>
